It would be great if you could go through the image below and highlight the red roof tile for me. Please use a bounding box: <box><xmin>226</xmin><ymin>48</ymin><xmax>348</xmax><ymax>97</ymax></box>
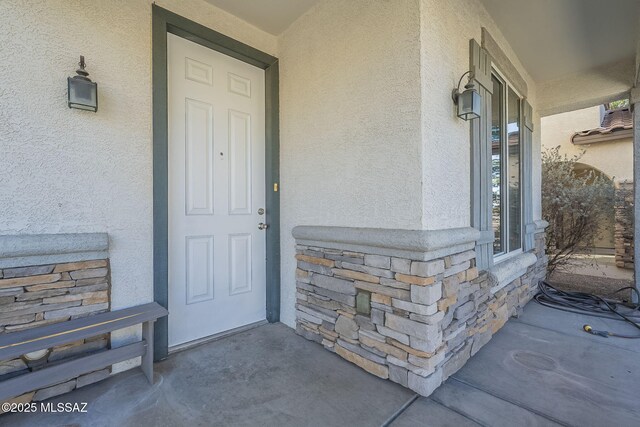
<box><xmin>571</xmin><ymin>107</ymin><xmax>633</xmax><ymax>144</ymax></box>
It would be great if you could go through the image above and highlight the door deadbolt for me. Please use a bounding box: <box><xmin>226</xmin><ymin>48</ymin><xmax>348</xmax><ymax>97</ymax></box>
<box><xmin>258</xmin><ymin>208</ymin><xmax>265</xmax><ymax>215</ymax></box>
<box><xmin>258</xmin><ymin>223</ymin><xmax>269</xmax><ymax>230</ymax></box>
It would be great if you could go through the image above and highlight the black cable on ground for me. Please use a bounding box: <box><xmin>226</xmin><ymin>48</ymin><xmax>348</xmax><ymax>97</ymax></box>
<box><xmin>534</xmin><ymin>280</ymin><xmax>640</xmax><ymax>339</ymax></box>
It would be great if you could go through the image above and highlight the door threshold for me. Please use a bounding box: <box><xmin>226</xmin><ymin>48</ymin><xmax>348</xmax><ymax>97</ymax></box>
<box><xmin>168</xmin><ymin>319</ymin><xmax>268</xmax><ymax>355</ymax></box>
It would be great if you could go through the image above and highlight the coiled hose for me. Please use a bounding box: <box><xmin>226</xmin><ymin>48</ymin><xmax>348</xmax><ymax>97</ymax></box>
<box><xmin>534</xmin><ymin>280</ymin><xmax>640</xmax><ymax>338</ymax></box>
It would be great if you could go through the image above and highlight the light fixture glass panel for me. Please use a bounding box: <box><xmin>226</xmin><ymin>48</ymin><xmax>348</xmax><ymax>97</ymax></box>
<box><xmin>68</xmin><ymin>78</ymin><xmax>98</xmax><ymax>112</ymax></box>
<box><xmin>458</xmin><ymin>87</ymin><xmax>481</xmax><ymax>120</ymax></box>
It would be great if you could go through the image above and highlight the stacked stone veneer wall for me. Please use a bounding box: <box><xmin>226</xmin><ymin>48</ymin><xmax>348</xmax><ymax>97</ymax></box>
<box><xmin>615</xmin><ymin>181</ymin><xmax>634</xmax><ymax>269</ymax></box>
<box><xmin>0</xmin><ymin>234</ymin><xmax>111</xmax><ymax>407</ymax></box>
<box><xmin>293</xmin><ymin>226</ymin><xmax>547</xmax><ymax>396</ymax></box>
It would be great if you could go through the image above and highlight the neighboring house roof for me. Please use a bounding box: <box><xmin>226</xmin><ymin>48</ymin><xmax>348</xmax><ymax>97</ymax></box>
<box><xmin>571</xmin><ymin>107</ymin><xmax>633</xmax><ymax>145</ymax></box>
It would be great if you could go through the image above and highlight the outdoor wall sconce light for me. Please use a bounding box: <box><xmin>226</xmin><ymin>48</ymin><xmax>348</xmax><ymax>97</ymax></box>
<box><xmin>452</xmin><ymin>71</ymin><xmax>481</xmax><ymax>121</ymax></box>
<box><xmin>68</xmin><ymin>56</ymin><xmax>98</xmax><ymax>112</ymax></box>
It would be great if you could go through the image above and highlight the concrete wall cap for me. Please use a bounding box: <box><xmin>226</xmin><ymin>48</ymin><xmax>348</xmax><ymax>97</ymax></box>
<box><xmin>488</xmin><ymin>252</ymin><xmax>537</xmax><ymax>294</ymax></box>
<box><xmin>292</xmin><ymin>226</ymin><xmax>480</xmax><ymax>252</ymax></box>
<box><xmin>0</xmin><ymin>234</ymin><xmax>109</xmax><ymax>268</ymax></box>
<box><xmin>0</xmin><ymin>233</ymin><xmax>108</xmax><ymax>258</ymax></box>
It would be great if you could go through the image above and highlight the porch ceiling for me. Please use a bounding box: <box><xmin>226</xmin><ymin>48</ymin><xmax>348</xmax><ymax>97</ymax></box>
<box><xmin>204</xmin><ymin>0</ymin><xmax>640</xmax><ymax>116</ymax></box>
<box><xmin>480</xmin><ymin>0</ymin><xmax>640</xmax><ymax>84</ymax></box>
<box><xmin>204</xmin><ymin>0</ymin><xmax>319</xmax><ymax>35</ymax></box>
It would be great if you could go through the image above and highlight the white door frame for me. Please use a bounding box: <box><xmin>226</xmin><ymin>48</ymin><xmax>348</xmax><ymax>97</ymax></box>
<box><xmin>152</xmin><ymin>5</ymin><xmax>280</xmax><ymax>361</ymax></box>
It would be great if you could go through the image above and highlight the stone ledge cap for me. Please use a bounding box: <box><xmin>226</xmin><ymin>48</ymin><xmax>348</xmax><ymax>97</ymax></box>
<box><xmin>0</xmin><ymin>233</ymin><xmax>108</xmax><ymax>258</ymax></box>
<box><xmin>488</xmin><ymin>252</ymin><xmax>537</xmax><ymax>294</ymax></box>
<box><xmin>292</xmin><ymin>226</ymin><xmax>480</xmax><ymax>253</ymax></box>
<box><xmin>0</xmin><ymin>233</ymin><xmax>109</xmax><ymax>268</ymax></box>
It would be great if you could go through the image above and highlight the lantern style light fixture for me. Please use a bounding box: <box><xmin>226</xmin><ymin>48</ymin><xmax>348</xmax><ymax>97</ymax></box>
<box><xmin>452</xmin><ymin>71</ymin><xmax>481</xmax><ymax>121</ymax></box>
<box><xmin>68</xmin><ymin>56</ymin><xmax>98</xmax><ymax>112</ymax></box>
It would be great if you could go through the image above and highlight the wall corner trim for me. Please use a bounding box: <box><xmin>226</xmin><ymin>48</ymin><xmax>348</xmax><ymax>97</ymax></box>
<box><xmin>488</xmin><ymin>252</ymin><xmax>537</xmax><ymax>294</ymax></box>
<box><xmin>292</xmin><ymin>226</ymin><xmax>480</xmax><ymax>261</ymax></box>
<box><xmin>0</xmin><ymin>233</ymin><xmax>109</xmax><ymax>269</ymax></box>
<box><xmin>481</xmin><ymin>27</ymin><xmax>528</xmax><ymax>97</ymax></box>
<box><xmin>630</xmin><ymin>86</ymin><xmax>640</xmax><ymax>104</ymax></box>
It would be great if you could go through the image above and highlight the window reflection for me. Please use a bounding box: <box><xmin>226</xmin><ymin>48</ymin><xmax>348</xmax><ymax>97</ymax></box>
<box><xmin>508</xmin><ymin>88</ymin><xmax>521</xmax><ymax>251</ymax></box>
<box><xmin>490</xmin><ymin>75</ymin><xmax>522</xmax><ymax>257</ymax></box>
<box><xmin>491</xmin><ymin>76</ymin><xmax>503</xmax><ymax>254</ymax></box>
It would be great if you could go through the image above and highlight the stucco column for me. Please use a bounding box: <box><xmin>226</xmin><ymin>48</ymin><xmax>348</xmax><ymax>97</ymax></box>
<box><xmin>633</xmin><ymin>90</ymin><xmax>640</xmax><ymax>301</ymax></box>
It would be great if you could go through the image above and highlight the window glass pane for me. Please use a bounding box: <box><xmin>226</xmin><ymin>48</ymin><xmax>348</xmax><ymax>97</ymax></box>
<box><xmin>491</xmin><ymin>76</ymin><xmax>503</xmax><ymax>254</ymax></box>
<box><xmin>507</xmin><ymin>87</ymin><xmax>521</xmax><ymax>250</ymax></box>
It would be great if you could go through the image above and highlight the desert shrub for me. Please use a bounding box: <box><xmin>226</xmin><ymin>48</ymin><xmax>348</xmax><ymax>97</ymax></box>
<box><xmin>542</xmin><ymin>146</ymin><xmax>615</xmax><ymax>274</ymax></box>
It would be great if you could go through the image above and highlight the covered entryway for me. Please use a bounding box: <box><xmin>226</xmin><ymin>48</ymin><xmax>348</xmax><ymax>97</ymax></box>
<box><xmin>152</xmin><ymin>6</ymin><xmax>281</xmax><ymax>360</ymax></box>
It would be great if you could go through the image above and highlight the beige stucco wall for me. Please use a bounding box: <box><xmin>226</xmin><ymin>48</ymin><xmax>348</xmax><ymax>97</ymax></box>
<box><xmin>277</xmin><ymin>0</ymin><xmax>544</xmax><ymax>327</ymax></box>
<box><xmin>1</xmin><ymin>0</ymin><xmax>427</xmax><ymax>342</ymax></box>
<box><xmin>277</xmin><ymin>0</ymin><xmax>424</xmax><ymax>327</ymax></box>
<box><xmin>541</xmin><ymin>106</ymin><xmax>634</xmax><ymax>182</ymax></box>
<box><xmin>0</xmin><ymin>0</ymin><xmax>277</xmax><ymax>369</ymax></box>
<box><xmin>419</xmin><ymin>0</ymin><xmax>542</xmax><ymax>229</ymax></box>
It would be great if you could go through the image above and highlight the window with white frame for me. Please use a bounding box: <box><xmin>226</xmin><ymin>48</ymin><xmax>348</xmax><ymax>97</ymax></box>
<box><xmin>490</xmin><ymin>71</ymin><xmax>522</xmax><ymax>257</ymax></box>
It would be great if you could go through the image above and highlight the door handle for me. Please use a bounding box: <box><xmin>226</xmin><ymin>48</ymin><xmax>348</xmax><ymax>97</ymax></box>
<box><xmin>258</xmin><ymin>223</ymin><xmax>269</xmax><ymax>230</ymax></box>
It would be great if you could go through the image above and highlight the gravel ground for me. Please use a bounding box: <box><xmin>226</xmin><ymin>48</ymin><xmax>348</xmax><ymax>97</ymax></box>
<box><xmin>548</xmin><ymin>271</ymin><xmax>635</xmax><ymax>301</ymax></box>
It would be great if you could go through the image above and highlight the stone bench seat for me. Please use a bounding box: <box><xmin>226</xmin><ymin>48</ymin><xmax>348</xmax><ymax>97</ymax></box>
<box><xmin>0</xmin><ymin>302</ymin><xmax>167</xmax><ymax>402</ymax></box>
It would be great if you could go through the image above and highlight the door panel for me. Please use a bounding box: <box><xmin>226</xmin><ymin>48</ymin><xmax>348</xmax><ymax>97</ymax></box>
<box><xmin>168</xmin><ymin>33</ymin><xmax>266</xmax><ymax>347</ymax></box>
<box><xmin>185</xmin><ymin>235</ymin><xmax>214</xmax><ymax>304</ymax></box>
<box><xmin>185</xmin><ymin>99</ymin><xmax>214</xmax><ymax>216</ymax></box>
<box><xmin>229</xmin><ymin>233</ymin><xmax>252</xmax><ymax>295</ymax></box>
<box><xmin>228</xmin><ymin>110</ymin><xmax>252</xmax><ymax>215</ymax></box>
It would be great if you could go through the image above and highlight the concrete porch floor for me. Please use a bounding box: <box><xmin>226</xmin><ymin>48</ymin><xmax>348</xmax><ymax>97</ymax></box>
<box><xmin>4</xmin><ymin>301</ymin><xmax>640</xmax><ymax>427</ymax></box>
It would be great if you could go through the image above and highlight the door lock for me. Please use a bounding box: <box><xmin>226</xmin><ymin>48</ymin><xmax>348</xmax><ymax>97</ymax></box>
<box><xmin>258</xmin><ymin>208</ymin><xmax>265</xmax><ymax>215</ymax></box>
<box><xmin>258</xmin><ymin>223</ymin><xmax>269</xmax><ymax>230</ymax></box>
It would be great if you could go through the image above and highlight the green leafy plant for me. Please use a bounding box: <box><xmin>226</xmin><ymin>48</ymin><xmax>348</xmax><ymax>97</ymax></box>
<box><xmin>605</xmin><ymin>99</ymin><xmax>629</xmax><ymax>110</ymax></box>
<box><xmin>542</xmin><ymin>146</ymin><xmax>615</xmax><ymax>275</ymax></box>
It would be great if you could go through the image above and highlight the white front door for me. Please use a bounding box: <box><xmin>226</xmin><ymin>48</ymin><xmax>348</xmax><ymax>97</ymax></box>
<box><xmin>168</xmin><ymin>33</ymin><xmax>266</xmax><ymax>347</ymax></box>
